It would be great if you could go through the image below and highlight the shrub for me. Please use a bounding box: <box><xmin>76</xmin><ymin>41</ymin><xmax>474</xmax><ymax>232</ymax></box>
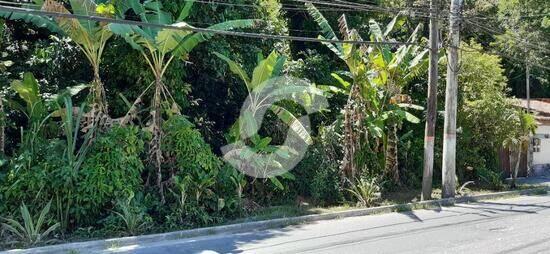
<box><xmin>2</xmin><ymin>139</ymin><xmax>67</xmax><ymax>214</ymax></box>
<box><xmin>74</xmin><ymin>126</ymin><xmax>145</xmax><ymax>224</ymax></box>
<box><xmin>292</xmin><ymin>125</ymin><xmax>344</xmax><ymax>205</ymax></box>
<box><xmin>476</xmin><ymin>168</ymin><xmax>505</xmax><ymax>191</ymax></box>
<box><xmin>295</xmin><ymin>143</ymin><xmax>342</xmax><ymax>205</ymax></box>
<box><xmin>162</xmin><ymin>116</ymin><xmax>228</xmax><ymax>227</ymax></box>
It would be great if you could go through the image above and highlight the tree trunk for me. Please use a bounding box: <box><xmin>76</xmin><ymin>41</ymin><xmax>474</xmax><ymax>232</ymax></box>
<box><xmin>385</xmin><ymin>124</ymin><xmax>399</xmax><ymax>184</ymax></box>
<box><xmin>511</xmin><ymin>147</ymin><xmax>522</xmax><ymax>188</ymax></box>
<box><xmin>85</xmin><ymin>67</ymin><xmax>108</xmax><ymax>132</ymax></box>
<box><xmin>151</xmin><ymin>77</ymin><xmax>165</xmax><ymax>203</ymax></box>
<box><xmin>92</xmin><ymin>68</ymin><xmax>107</xmax><ymax>114</ymax></box>
<box><xmin>341</xmin><ymin>83</ymin><xmax>362</xmax><ymax>182</ymax></box>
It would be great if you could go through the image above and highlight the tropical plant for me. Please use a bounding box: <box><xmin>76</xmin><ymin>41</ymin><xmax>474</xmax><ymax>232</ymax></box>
<box><xmin>112</xmin><ymin>192</ymin><xmax>151</xmax><ymax>236</ymax></box>
<box><xmin>306</xmin><ymin>3</ymin><xmax>427</xmax><ymax>183</ymax></box>
<box><xmin>346</xmin><ymin>177</ymin><xmax>381</xmax><ymax>207</ymax></box>
<box><xmin>10</xmin><ymin>72</ymin><xmax>47</xmax><ymax>125</ymax></box>
<box><xmin>0</xmin><ymin>0</ymin><xmax>116</xmax><ymax>123</ymax></box>
<box><xmin>75</xmin><ymin>125</ymin><xmax>144</xmax><ymax>224</ymax></box>
<box><xmin>215</xmin><ymin>50</ymin><xmax>323</xmax><ymax>190</ymax></box>
<box><xmin>477</xmin><ymin>168</ymin><xmax>504</xmax><ymax>191</ymax></box>
<box><xmin>109</xmin><ymin>0</ymin><xmax>256</xmax><ymax>202</ymax></box>
<box><xmin>1</xmin><ymin>201</ymin><xmax>60</xmax><ymax>246</ymax></box>
<box><xmin>503</xmin><ymin>108</ymin><xmax>536</xmax><ymax>188</ymax></box>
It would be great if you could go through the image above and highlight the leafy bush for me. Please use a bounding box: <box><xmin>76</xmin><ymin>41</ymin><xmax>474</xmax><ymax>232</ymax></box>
<box><xmin>75</xmin><ymin>126</ymin><xmax>145</xmax><ymax>225</ymax></box>
<box><xmin>2</xmin><ymin>139</ymin><xmax>67</xmax><ymax>214</ymax></box>
<box><xmin>111</xmin><ymin>192</ymin><xmax>152</xmax><ymax>236</ymax></box>
<box><xmin>162</xmin><ymin>116</ymin><xmax>228</xmax><ymax>228</ymax></box>
<box><xmin>295</xmin><ymin>144</ymin><xmax>342</xmax><ymax>205</ymax></box>
<box><xmin>476</xmin><ymin>168</ymin><xmax>504</xmax><ymax>191</ymax></box>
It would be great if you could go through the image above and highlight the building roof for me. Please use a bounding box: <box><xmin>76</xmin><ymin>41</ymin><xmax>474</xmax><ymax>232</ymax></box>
<box><xmin>518</xmin><ymin>99</ymin><xmax>550</xmax><ymax>122</ymax></box>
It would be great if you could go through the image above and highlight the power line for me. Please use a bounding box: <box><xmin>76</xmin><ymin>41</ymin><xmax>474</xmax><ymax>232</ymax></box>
<box><xmin>291</xmin><ymin>0</ymin><xmax>434</xmax><ymax>19</ymax></box>
<box><xmin>0</xmin><ymin>4</ymin><xmax>421</xmax><ymax>47</ymax></box>
<box><xmin>454</xmin><ymin>44</ymin><xmax>550</xmax><ymax>72</ymax></box>
<box><xmin>464</xmin><ymin>19</ymin><xmax>550</xmax><ymax>55</ymax></box>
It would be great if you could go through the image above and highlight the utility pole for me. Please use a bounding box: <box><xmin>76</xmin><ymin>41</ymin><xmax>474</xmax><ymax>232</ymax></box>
<box><xmin>441</xmin><ymin>0</ymin><xmax>462</xmax><ymax>198</ymax></box>
<box><xmin>526</xmin><ymin>62</ymin><xmax>532</xmax><ymax>175</ymax></box>
<box><xmin>421</xmin><ymin>0</ymin><xmax>439</xmax><ymax>201</ymax></box>
<box><xmin>526</xmin><ymin>63</ymin><xmax>530</xmax><ymax>112</ymax></box>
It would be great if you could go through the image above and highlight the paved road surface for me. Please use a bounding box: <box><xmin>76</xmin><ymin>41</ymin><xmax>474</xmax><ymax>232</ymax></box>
<box><xmin>111</xmin><ymin>194</ymin><xmax>550</xmax><ymax>254</ymax></box>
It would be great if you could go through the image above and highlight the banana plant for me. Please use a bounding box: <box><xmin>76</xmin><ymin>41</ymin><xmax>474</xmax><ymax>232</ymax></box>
<box><xmin>367</xmin><ymin>19</ymin><xmax>428</xmax><ymax>184</ymax></box>
<box><xmin>306</xmin><ymin>3</ymin><xmax>382</xmax><ymax>182</ymax></box>
<box><xmin>215</xmin><ymin>50</ymin><xmax>321</xmax><ymax>191</ymax></box>
<box><xmin>306</xmin><ymin>3</ymin><xmax>427</xmax><ymax>183</ymax></box>
<box><xmin>1</xmin><ymin>0</ymin><xmax>115</xmax><ymax>125</ymax></box>
<box><xmin>109</xmin><ymin>0</ymin><xmax>256</xmax><ymax>202</ymax></box>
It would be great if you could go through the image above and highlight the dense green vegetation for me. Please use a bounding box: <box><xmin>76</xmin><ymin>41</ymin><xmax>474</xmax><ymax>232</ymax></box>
<box><xmin>0</xmin><ymin>0</ymin><xmax>547</xmax><ymax>248</ymax></box>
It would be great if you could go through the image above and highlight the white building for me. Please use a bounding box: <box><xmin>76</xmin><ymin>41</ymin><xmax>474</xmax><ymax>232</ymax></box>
<box><xmin>518</xmin><ymin>99</ymin><xmax>550</xmax><ymax>176</ymax></box>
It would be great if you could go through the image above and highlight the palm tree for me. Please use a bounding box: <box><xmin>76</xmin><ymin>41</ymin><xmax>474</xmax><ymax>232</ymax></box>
<box><xmin>110</xmin><ymin>0</ymin><xmax>256</xmax><ymax>202</ymax></box>
<box><xmin>504</xmin><ymin>108</ymin><xmax>536</xmax><ymax>188</ymax></box>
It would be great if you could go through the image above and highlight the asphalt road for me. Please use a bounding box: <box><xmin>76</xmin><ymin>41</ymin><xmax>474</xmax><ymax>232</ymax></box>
<box><xmin>110</xmin><ymin>194</ymin><xmax>550</xmax><ymax>254</ymax></box>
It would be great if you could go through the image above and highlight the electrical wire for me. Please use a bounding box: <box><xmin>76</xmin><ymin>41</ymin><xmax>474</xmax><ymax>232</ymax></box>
<box><xmin>454</xmin><ymin>44</ymin><xmax>550</xmax><ymax>72</ymax></box>
<box><xmin>464</xmin><ymin>19</ymin><xmax>550</xmax><ymax>55</ymax></box>
<box><xmin>0</xmin><ymin>4</ymin><xmax>422</xmax><ymax>47</ymax></box>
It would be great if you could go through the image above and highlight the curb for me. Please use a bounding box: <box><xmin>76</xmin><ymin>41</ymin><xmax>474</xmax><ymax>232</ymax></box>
<box><xmin>4</xmin><ymin>186</ymin><xmax>549</xmax><ymax>254</ymax></box>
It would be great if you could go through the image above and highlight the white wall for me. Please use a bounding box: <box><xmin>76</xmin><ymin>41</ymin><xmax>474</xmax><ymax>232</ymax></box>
<box><xmin>533</xmin><ymin>125</ymin><xmax>550</xmax><ymax>165</ymax></box>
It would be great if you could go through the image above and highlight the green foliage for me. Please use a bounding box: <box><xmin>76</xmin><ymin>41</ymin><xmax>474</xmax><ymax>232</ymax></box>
<box><xmin>346</xmin><ymin>177</ymin><xmax>381</xmax><ymax>207</ymax></box>
<box><xmin>1</xmin><ymin>201</ymin><xmax>59</xmax><ymax>247</ymax></box>
<box><xmin>163</xmin><ymin>116</ymin><xmax>221</xmax><ymax>173</ymax></box>
<box><xmin>162</xmin><ymin>116</ymin><xmax>228</xmax><ymax>227</ymax></box>
<box><xmin>294</xmin><ymin>126</ymin><xmax>342</xmax><ymax>205</ymax></box>
<box><xmin>10</xmin><ymin>72</ymin><xmax>46</xmax><ymax>123</ymax></box>
<box><xmin>455</xmin><ymin>41</ymin><xmax>517</xmax><ymax>180</ymax></box>
<box><xmin>476</xmin><ymin>168</ymin><xmax>505</xmax><ymax>191</ymax></box>
<box><xmin>111</xmin><ymin>192</ymin><xmax>152</xmax><ymax>236</ymax></box>
<box><xmin>75</xmin><ymin>126</ymin><xmax>144</xmax><ymax>224</ymax></box>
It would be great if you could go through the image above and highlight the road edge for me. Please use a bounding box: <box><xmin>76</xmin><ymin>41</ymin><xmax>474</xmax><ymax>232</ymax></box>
<box><xmin>4</xmin><ymin>186</ymin><xmax>548</xmax><ymax>254</ymax></box>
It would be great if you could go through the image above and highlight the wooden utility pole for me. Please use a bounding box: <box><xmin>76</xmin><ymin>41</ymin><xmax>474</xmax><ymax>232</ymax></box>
<box><xmin>442</xmin><ymin>0</ymin><xmax>462</xmax><ymax>198</ymax></box>
<box><xmin>0</xmin><ymin>92</ymin><xmax>3</xmax><ymax>154</ymax></box>
<box><xmin>526</xmin><ymin>63</ymin><xmax>530</xmax><ymax>112</ymax></box>
<box><xmin>421</xmin><ymin>0</ymin><xmax>439</xmax><ymax>201</ymax></box>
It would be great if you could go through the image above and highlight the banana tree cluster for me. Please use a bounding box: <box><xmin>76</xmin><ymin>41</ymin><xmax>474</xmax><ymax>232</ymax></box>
<box><xmin>1</xmin><ymin>0</ymin><xmax>115</xmax><ymax>128</ymax></box>
<box><xmin>306</xmin><ymin>3</ymin><xmax>428</xmax><ymax>184</ymax></box>
<box><xmin>108</xmin><ymin>0</ymin><xmax>256</xmax><ymax>202</ymax></box>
